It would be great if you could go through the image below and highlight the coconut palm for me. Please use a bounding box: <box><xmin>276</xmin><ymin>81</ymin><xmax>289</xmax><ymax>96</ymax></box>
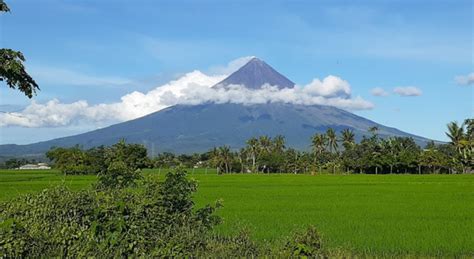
<box><xmin>258</xmin><ymin>135</ymin><xmax>273</xmax><ymax>154</ymax></box>
<box><xmin>446</xmin><ymin>121</ymin><xmax>472</xmax><ymax>173</ymax></box>
<box><xmin>311</xmin><ymin>133</ymin><xmax>327</xmax><ymax>155</ymax></box>
<box><xmin>273</xmin><ymin>135</ymin><xmax>286</xmax><ymax>153</ymax></box>
<box><xmin>368</xmin><ymin>126</ymin><xmax>379</xmax><ymax>137</ymax></box>
<box><xmin>340</xmin><ymin>128</ymin><xmax>355</xmax><ymax>151</ymax></box>
<box><xmin>246</xmin><ymin>137</ymin><xmax>259</xmax><ymax>173</ymax></box>
<box><xmin>446</xmin><ymin>121</ymin><xmax>465</xmax><ymax>152</ymax></box>
<box><xmin>464</xmin><ymin>119</ymin><xmax>473</xmax><ymax>141</ymax></box>
<box><xmin>218</xmin><ymin>146</ymin><xmax>232</xmax><ymax>174</ymax></box>
<box><xmin>326</xmin><ymin>128</ymin><xmax>338</xmax><ymax>153</ymax></box>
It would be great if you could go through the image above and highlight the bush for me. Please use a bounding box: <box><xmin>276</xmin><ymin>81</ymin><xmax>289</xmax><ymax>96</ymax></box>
<box><xmin>0</xmin><ymin>169</ymin><xmax>221</xmax><ymax>257</ymax></box>
<box><xmin>282</xmin><ymin>226</ymin><xmax>325</xmax><ymax>257</ymax></box>
<box><xmin>96</xmin><ymin>161</ymin><xmax>142</xmax><ymax>189</ymax></box>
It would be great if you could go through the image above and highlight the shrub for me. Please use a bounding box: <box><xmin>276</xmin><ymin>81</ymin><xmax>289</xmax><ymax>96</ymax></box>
<box><xmin>0</xmin><ymin>169</ymin><xmax>221</xmax><ymax>257</ymax></box>
<box><xmin>282</xmin><ymin>225</ymin><xmax>325</xmax><ymax>257</ymax></box>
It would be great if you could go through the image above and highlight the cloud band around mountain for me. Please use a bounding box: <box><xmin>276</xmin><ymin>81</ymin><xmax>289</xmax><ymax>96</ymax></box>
<box><xmin>0</xmin><ymin>65</ymin><xmax>373</xmax><ymax>128</ymax></box>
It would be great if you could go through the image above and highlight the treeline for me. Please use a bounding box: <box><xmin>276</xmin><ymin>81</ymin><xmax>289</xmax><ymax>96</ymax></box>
<box><xmin>154</xmin><ymin>119</ymin><xmax>473</xmax><ymax>174</ymax></box>
<box><xmin>46</xmin><ymin>140</ymin><xmax>149</xmax><ymax>175</ymax></box>
<box><xmin>0</xmin><ymin>158</ymin><xmax>39</xmax><ymax>169</ymax></box>
<box><xmin>46</xmin><ymin>119</ymin><xmax>473</xmax><ymax>175</ymax></box>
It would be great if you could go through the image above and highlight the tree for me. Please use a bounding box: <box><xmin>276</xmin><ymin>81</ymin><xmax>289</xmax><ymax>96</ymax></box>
<box><xmin>46</xmin><ymin>145</ymin><xmax>92</xmax><ymax>175</ymax></box>
<box><xmin>212</xmin><ymin>146</ymin><xmax>233</xmax><ymax>174</ymax></box>
<box><xmin>381</xmin><ymin>138</ymin><xmax>397</xmax><ymax>174</ymax></box>
<box><xmin>340</xmin><ymin>128</ymin><xmax>355</xmax><ymax>151</ymax></box>
<box><xmin>446</xmin><ymin>120</ymin><xmax>472</xmax><ymax>173</ymax></box>
<box><xmin>311</xmin><ymin>133</ymin><xmax>327</xmax><ymax>173</ymax></box>
<box><xmin>273</xmin><ymin>135</ymin><xmax>286</xmax><ymax>154</ymax></box>
<box><xmin>105</xmin><ymin>140</ymin><xmax>149</xmax><ymax>171</ymax></box>
<box><xmin>368</xmin><ymin>126</ymin><xmax>379</xmax><ymax>138</ymax></box>
<box><xmin>446</xmin><ymin>121</ymin><xmax>465</xmax><ymax>152</ymax></box>
<box><xmin>311</xmin><ymin>133</ymin><xmax>327</xmax><ymax>156</ymax></box>
<box><xmin>0</xmin><ymin>1</ymin><xmax>9</xmax><ymax>12</ymax></box>
<box><xmin>246</xmin><ymin>137</ymin><xmax>259</xmax><ymax>173</ymax></box>
<box><xmin>1</xmin><ymin>2</ymin><xmax>39</xmax><ymax>98</ymax></box>
<box><xmin>325</xmin><ymin>128</ymin><xmax>338</xmax><ymax>153</ymax></box>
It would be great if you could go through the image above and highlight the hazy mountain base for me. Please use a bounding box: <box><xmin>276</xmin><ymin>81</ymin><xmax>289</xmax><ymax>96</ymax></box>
<box><xmin>0</xmin><ymin>103</ymin><xmax>433</xmax><ymax>159</ymax></box>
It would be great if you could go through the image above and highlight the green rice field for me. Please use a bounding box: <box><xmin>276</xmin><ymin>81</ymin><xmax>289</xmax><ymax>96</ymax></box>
<box><xmin>1</xmin><ymin>169</ymin><xmax>473</xmax><ymax>256</ymax></box>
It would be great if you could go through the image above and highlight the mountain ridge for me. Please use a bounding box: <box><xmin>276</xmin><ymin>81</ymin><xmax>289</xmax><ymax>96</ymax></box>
<box><xmin>0</xmin><ymin>58</ymin><xmax>433</xmax><ymax>157</ymax></box>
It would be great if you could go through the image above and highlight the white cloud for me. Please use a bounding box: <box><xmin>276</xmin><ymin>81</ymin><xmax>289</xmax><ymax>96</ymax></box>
<box><xmin>371</xmin><ymin>87</ymin><xmax>389</xmax><ymax>96</ymax></box>
<box><xmin>302</xmin><ymin>75</ymin><xmax>351</xmax><ymax>98</ymax></box>
<box><xmin>393</xmin><ymin>86</ymin><xmax>422</xmax><ymax>96</ymax></box>
<box><xmin>30</xmin><ymin>66</ymin><xmax>132</xmax><ymax>87</ymax></box>
<box><xmin>1</xmin><ymin>58</ymin><xmax>374</xmax><ymax>128</ymax></box>
<box><xmin>208</xmin><ymin>56</ymin><xmax>255</xmax><ymax>75</ymax></box>
<box><xmin>455</xmin><ymin>72</ymin><xmax>474</xmax><ymax>86</ymax></box>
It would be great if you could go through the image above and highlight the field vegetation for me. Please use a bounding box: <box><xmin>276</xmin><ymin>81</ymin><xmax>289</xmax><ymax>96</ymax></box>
<box><xmin>1</xmin><ymin>169</ymin><xmax>473</xmax><ymax>256</ymax></box>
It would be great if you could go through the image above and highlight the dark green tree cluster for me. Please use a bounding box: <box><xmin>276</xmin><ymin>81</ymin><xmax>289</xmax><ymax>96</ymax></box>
<box><xmin>209</xmin><ymin>135</ymin><xmax>303</xmax><ymax>174</ymax></box>
<box><xmin>0</xmin><ymin>158</ymin><xmax>37</xmax><ymax>169</ymax></box>
<box><xmin>150</xmin><ymin>152</ymin><xmax>209</xmax><ymax>169</ymax></box>
<box><xmin>46</xmin><ymin>140</ymin><xmax>149</xmax><ymax>175</ymax></box>
<box><xmin>203</xmin><ymin>119</ymin><xmax>472</xmax><ymax>174</ymax></box>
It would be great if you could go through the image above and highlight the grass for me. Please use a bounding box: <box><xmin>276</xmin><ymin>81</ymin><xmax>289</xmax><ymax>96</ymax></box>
<box><xmin>0</xmin><ymin>169</ymin><xmax>473</xmax><ymax>256</ymax></box>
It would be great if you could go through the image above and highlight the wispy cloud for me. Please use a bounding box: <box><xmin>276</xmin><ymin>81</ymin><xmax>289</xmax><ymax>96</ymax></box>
<box><xmin>208</xmin><ymin>56</ymin><xmax>255</xmax><ymax>75</ymax></box>
<box><xmin>30</xmin><ymin>66</ymin><xmax>133</xmax><ymax>87</ymax></box>
<box><xmin>393</xmin><ymin>86</ymin><xmax>422</xmax><ymax>97</ymax></box>
<box><xmin>455</xmin><ymin>72</ymin><xmax>474</xmax><ymax>86</ymax></box>
<box><xmin>371</xmin><ymin>87</ymin><xmax>389</xmax><ymax>97</ymax></box>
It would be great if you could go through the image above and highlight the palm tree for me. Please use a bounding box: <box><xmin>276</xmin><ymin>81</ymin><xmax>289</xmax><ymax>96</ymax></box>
<box><xmin>238</xmin><ymin>148</ymin><xmax>247</xmax><ymax>173</ymax></box>
<box><xmin>311</xmin><ymin>133</ymin><xmax>327</xmax><ymax>174</ymax></box>
<box><xmin>326</xmin><ymin>128</ymin><xmax>338</xmax><ymax>153</ymax></box>
<box><xmin>340</xmin><ymin>128</ymin><xmax>355</xmax><ymax>151</ymax></box>
<box><xmin>210</xmin><ymin>147</ymin><xmax>220</xmax><ymax>174</ymax></box>
<box><xmin>446</xmin><ymin>121</ymin><xmax>465</xmax><ymax>152</ymax></box>
<box><xmin>246</xmin><ymin>137</ymin><xmax>259</xmax><ymax>173</ymax></box>
<box><xmin>464</xmin><ymin>119</ymin><xmax>474</xmax><ymax>141</ymax></box>
<box><xmin>218</xmin><ymin>146</ymin><xmax>232</xmax><ymax>174</ymax></box>
<box><xmin>258</xmin><ymin>136</ymin><xmax>272</xmax><ymax>173</ymax></box>
<box><xmin>273</xmin><ymin>135</ymin><xmax>286</xmax><ymax>153</ymax></box>
<box><xmin>258</xmin><ymin>135</ymin><xmax>272</xmax><ymax>154</ymax></box>
<box><xmin>311</xmin><ymin>133</ymin><xmax>327</xmax><ymax>155</ymax></box>
<box><xmin>368</xmin><ymin>126</ymin><xmax>379</xmax><ymax>137</ymax></box>
<box><xmin>446</xmin><ymin>121</ymin><xmax>471</xmax><ymax>173</ymax></box>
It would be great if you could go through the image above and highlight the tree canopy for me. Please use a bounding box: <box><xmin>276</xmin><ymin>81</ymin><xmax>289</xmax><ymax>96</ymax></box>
<box><xmin>0</xmin><ymin>1</ymin><xmax>39</xmax><ymax>98</ymax></box>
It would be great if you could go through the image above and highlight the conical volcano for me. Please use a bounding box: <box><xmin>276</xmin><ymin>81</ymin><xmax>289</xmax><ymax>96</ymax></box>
<box><xmin>214</xmin><ymin>57</ymin><xmax>295</xmax><ymax>89</ymax></box>
<box><xmin>0</xmin><ymin>57</ymin><xmax>431</xmax><ymax>157</ymax></box>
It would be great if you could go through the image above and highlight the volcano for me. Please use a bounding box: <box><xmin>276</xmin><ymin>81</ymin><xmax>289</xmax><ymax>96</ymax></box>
<box><xmin>0</xmin><ymin>58</ymin><xmax>431</xmax><ymax>157</ymax></box>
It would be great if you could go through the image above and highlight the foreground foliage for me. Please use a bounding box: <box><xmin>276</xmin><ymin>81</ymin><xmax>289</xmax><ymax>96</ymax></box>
<box><xmin>0</xmin><ymin>168</ymin><xmax>329</xmax><ymax>257</ymax></box>
<box><xmin>0</xmin><ymin>170</ymin><xmax>222</xmax><ymax>257</ymax></box>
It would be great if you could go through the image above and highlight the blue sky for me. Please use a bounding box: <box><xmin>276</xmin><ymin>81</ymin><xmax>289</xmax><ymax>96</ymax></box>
<box><xmin>0</xmin><ymin>0</ymin><xmax>472</xmax><ymax>144</ymax></box>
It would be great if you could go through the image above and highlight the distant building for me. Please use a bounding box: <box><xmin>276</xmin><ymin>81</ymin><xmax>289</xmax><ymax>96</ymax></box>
<box><xmin>18</xmin><ymin>163</ymin><xmax>51</xmax><ymax>170</ymax></box>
